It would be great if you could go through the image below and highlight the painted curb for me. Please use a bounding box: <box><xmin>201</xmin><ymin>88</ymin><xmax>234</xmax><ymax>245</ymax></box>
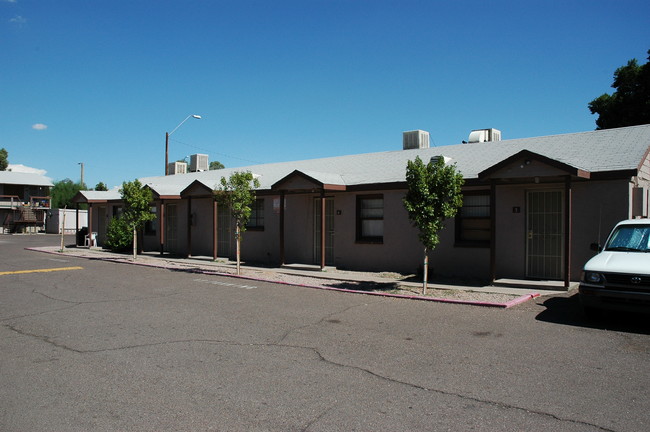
<box><xmin>27</xmin><ymin>247</ymin><xmax>540</xmax><ymax>308</ymax></box>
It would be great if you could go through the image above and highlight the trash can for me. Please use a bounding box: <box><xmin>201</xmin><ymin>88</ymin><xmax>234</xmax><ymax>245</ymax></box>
<box><xmin>76</xmin><ymin>227</ymin><xmax>88</xmax><ymax>246</ymax></box>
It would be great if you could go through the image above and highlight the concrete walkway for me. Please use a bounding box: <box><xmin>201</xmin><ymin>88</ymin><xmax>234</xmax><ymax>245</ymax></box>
<box><xmin>29</xmin><ymin>245</ymin><xmax>572</xmax><ymax>307</ymax></box>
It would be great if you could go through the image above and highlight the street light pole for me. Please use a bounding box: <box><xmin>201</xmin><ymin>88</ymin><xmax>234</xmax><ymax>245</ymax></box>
<box><xmin>165</xmin><ymin>132</ymin><xmax>170</xmax><ymax>176</ymax></box>
<box><xmin>165</xmin><ymin>114</ymin><xmax>201</xmax><ymax>175</ymax></box>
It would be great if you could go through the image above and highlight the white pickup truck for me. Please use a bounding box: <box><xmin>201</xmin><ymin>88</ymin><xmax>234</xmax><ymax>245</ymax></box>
<box><xmin>579</xmin><ymin>219</ymin><xmax>650</xmax><ymax>316</ymax></box>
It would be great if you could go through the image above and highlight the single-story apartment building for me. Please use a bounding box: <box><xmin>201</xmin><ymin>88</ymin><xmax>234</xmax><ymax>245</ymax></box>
<box><xmin>71</xmin><ymin>190</ymin><xmax>122</xmax><ymax>246</ymax></box>
<box><xmin>75</xmin><ymin>124</ymin><xmax>650</xmax><ymax>287</ymax></box>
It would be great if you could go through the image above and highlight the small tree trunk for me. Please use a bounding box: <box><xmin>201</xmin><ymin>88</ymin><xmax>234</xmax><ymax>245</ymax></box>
<box><xmin>422</xmin><ymin>247</ymin><xmax>428</xmax><ymax>295</ymax></box>
<box><xmin>236</xmin><ymin>225</ymin><xmax>241</xmax><ymax>275</ymax></box>
<box><xmin>60</xmin><ymin>207</ymin><xmax>66</xmax><ymax>252</ymax></box>
<box><xmin>132</xmin><ymin>227</ymin><xmax>137</xmax><ymax>261</ymax></box>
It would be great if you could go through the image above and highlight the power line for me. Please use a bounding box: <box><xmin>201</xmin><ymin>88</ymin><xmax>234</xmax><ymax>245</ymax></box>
<box><xmin>169</xmin><ymin>137</ymin><xmax>261</xmax><ymax>165</ymax></box>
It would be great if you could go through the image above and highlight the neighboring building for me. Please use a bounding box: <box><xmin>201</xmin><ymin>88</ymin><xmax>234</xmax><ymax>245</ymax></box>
<box><xmin>75</xmin><ymin>125</ymin><xmax>650</xmax><ymax>287</ymax></box>
<box><xmin>45</xmin><ymin>208</ymin><xmax>88</xmax><ymax>234</ymax></box>
<box><xmin>0</xmin><ymin>171</ymin><xmax>53</xmax><ymax>233</ymax></box>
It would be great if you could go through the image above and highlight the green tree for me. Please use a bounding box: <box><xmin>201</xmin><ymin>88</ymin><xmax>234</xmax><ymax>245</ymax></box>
<box><xmin>210</xmin><ymin>161</ymin><xmax>225</xmax><ymax>170</ymax></box>
<box><xmin>213</xmin><ymin>171</ymin><xmax>260</xmax><ymax>274</ymax></box>
<box><xmin>120</xmin><ymin>179</ymin><xmax>155</xmax><ymax>260</ymax></box>
<box><xmin>588</xmin><ymin>49</ymin><xmax>650</xmax><ymax>129</ymax></box>
<box><xmin>0</xmin><ymin>148</ymin><xmax>8</xmax><ymax>171</ymax></box>
<box><xmin>51</xmin><ymin>179</ymin><xmax>83</xmax><ymax>209</ymax></box>
<box><xmin>94</xmin><ymin>182</ymin><xmax>108</xmax><ymax>191</ymax></box>
<box><xmin>104</xmin><ymin>216</ymin><xmax>132</xmax><ymax>252</ymax></box>
<box><xmin>403</xmin><ymin>156</ymin><xmax>464</xmax><ymax>294</ymax></box>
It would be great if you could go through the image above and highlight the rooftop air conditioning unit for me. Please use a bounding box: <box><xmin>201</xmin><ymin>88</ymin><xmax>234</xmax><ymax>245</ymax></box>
<box><xmin>190</xmin><ymin>154</ymin><xmax>209</xmax><ymax>172</ymax></box>
<box><xmin>168</xmin><ymin>161</ymin><xmax>187</xmax><ymax>175</ymax></box>
<box><xmin>430</xmin><ymin>155</ymin><xmax>452</xmax><ymax>165</ymax></box>
<box><xmin>403</xmin><ymin>130</ymin><xmax>430</xmax><ymax>150</ymax></box>
<box><xmin>468</xmin><ymin>128</ymin><xmax>501</xmax><ymax>143</ymax></box>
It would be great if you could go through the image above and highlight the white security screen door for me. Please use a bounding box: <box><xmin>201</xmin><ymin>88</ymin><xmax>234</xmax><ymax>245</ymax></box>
<box><xmin>526</xmin><ymin>190</ymin><xmax>564</xmax><ymax>279</ymax></box>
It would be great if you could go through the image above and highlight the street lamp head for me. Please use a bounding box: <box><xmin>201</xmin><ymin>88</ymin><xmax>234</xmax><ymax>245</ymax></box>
<box><xmin>165</xmin><ymin>113</ymin><xmax>202</xmax><ymax>175</ymax></box>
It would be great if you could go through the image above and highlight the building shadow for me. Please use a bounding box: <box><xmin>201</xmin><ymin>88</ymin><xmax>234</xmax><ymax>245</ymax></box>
<box><xmin>325</xmin><ymin>281</ymin><xmax>404</xmax><ymax>293</ymax></box>
<box><xmin>536</xmin><ymin>292</ymin><xmax>650</xmax><ymax>335</ymax></box>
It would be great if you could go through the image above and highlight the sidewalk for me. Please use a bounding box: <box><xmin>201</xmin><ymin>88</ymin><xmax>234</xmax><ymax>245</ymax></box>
<box><xmin>29</xmin><ymin>245</ymin><xmax>571</xmax><ymax>308</ymax></box>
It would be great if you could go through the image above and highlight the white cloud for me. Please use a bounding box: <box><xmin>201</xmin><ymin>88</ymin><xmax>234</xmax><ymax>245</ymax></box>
<box><xmin>7</xmin><ymin>164</ymin><xmax>47</xmax><ymax>175</ymax></box>
<box><xmin>32</xmin><ymin>123</ymin><xmax>47</xmax><ymax>130</ymax></box>
<box><xmin>2</xmin><ymin>1</ymin><xmax>19</xmax><ymax>4</ymax></box>
<box><xmin>9</xmin><ymin>15</ymin><xmax>26</xmax><ymax>24</ymax></box>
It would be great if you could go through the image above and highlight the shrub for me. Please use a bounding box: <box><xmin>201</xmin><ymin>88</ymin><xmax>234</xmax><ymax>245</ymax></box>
<box><xmin>104</xmin><ymin>217</ymin><xmax>132</xmax><ymax>252</ymax></box>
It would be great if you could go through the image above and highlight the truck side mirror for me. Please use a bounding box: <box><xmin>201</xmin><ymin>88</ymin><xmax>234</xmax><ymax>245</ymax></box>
<box><xmin>590</xmin><ymin>243</ymin><xmax>602</xmax><ymax>252</ymax></box>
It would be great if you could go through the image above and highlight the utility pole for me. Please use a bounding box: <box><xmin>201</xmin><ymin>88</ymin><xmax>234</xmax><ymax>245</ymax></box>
<box><xmin>78</xmin><ymin>162</ymin><xmax>85</xmax><ymax>189</ymax></box>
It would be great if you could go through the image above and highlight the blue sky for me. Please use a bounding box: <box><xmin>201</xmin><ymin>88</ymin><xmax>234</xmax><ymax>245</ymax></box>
<box><xmin>1</xmin><ymin>0</ymin><xmax>649</xmax><ymax>189</ymax></box>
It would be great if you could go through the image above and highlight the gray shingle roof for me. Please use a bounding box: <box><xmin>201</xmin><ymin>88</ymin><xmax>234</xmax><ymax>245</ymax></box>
<box><xmin>72</xmin><ymin>190</ymin><xmax>122</xmax><ymax>203</ymax></box>
<box><xmin>0</xmin><ymin>171</ymin><xmax>53</xmax><ymax>187</ymax></box>
<box><xmin>139</xmin><ymin>124</ymin><xmax>650</xmax><ymax>195</ymax></box>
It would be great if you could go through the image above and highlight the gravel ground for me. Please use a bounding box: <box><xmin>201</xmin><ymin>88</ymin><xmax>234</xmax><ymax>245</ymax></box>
<box><xmin>251</xmin><ymin>270</ymin><xmax>523</xmax><ymax>304</ymax></box>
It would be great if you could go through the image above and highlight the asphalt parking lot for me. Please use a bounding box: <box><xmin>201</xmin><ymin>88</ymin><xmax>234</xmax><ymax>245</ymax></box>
<box><xmin>2</xmin><ymin>235</ymin><xmax>649</xmax><ymax>431</ymax></box>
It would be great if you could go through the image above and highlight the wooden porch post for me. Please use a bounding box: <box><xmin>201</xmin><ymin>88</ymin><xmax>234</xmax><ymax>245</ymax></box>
<box><xmin>279</xmin><ymin>191</ymin><xmax>285</xmax><ymax>266</ymax></box>
<box><xmin>320</xmin><ymin>190</ymin><xmax>326</xmax><ymax>270</ymax></box>
<box><xmin>564</xmin><ymin>176</ymin><xmax>572</xmax><ymax>289</ymax></box>
<box><xmin>159</xmin><ymin>201</ymin><xmax>165</xmax><ymax>256</ymax></box>
<box><xmin>87</xmin><ymin>205</ymin><xmax>93</xmax><ymax>247</ymax></box>
<box><xmin>489</xmin><ymin>181</ymin><xmax>497</xmax><ymax>284</ymax></box>
<box><xmin>212</xmin><ymin>199</ymin><xmax>218</xmax><ymax>261</ymax></box>
<box><xmin>187</xmin><ymin>197</ymin><xmax>192</xmax><ymax>257</ymax></box>
<box><xmin>75</xmin><ymin>205</ymin><xmax>79</xmax><ymax>244</ymax></box>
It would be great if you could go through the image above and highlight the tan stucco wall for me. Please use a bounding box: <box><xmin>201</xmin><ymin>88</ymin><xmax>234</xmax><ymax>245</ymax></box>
<box><xmin>493</xmin><ymin>179</ymin><xmax>632</xmax><ymax>281</ymax></box>
<box><xmin>88</xmin><ymin>203</ymin><xmax>121</xmax><ymax>247</ymax></box>
<box><xmin>426</xmin><ymin>222</ymin><xmax>491</xmax><ymax>281</ymax></box>
<box><xmin>240</xmin><ymin>196</ymin><xmax>283</xmax><ymax>265</ymax></box>
<box><xmin>572</xmin><ymin>179</ymin><xmax>632</xmax><ymax>278</ymax></box>
<box><xmin>332</xmin><ymin>191</ymin><xmax>422</xmax><ymax>274</ymax></box>
<box><xmin>135</xmin><ymin>175</ymin><xmax>638</xmax><ymax>282</ymax></box>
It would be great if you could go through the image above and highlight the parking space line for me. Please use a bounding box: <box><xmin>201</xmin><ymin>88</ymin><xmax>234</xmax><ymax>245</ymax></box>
<box><xmin>0</xmin><ymin>266</ymin><xmax>83</xmax><ymax>276</ymax></box>
<box><xmin>194</xmin><ymin>278</ymin><xmax>258</xmax><ymax>290</ymax></box>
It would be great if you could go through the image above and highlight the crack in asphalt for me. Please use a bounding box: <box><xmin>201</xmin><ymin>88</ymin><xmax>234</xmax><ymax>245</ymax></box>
<box><xmin>295</xmin><ymin>344</ymin><xmax>618</xmax><ymax>432</ymax></box>
<box><xmin>276</xmin><ymin>300</ymin><xmax>382</xmax><ymax>345</ymax></box>
<box><xmin>1</xmin><ymin>289</ymin><xmax>184</xmax><ymax>323</ymax></box>
<box><xmin>4</xmin><ymin>323</ymin><xmax>86</xmax><ymax>354</ymax></box>
<box><xmin>31</xmin><ymin>287</ymin><xmax>185</xmax><ymax>305</ymax></box>
<box><xmin>300</xmin><ymin>403</ymin><xmax>337</xmax><ymax>432</ymax></box>
<box><xmin>2</xmin><ymin>323</ymin><xmax>617</xmax><ymax>432</ymax></box>
<box><xmin>0</xmin><ymin>304</ymin><xmax>80</xmax><ymax>323</ymax></box>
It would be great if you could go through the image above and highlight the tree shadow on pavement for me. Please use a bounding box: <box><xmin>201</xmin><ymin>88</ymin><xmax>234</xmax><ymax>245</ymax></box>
<box><xmin>324</xmin><ymin>281</ymin><xmax>403</xmax><ymax>293</ymax></box>
<box><xmin>536</xmin><ymin>292</ymin><xmax>650</xmax><ymax>335</ymax></box>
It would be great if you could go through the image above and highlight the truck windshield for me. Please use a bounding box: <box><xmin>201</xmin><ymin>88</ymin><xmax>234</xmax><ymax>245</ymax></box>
<box><xmin>605</xmin><ymin>225</ymin><xmax>650</xmax><ymax>252</ymax></box>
